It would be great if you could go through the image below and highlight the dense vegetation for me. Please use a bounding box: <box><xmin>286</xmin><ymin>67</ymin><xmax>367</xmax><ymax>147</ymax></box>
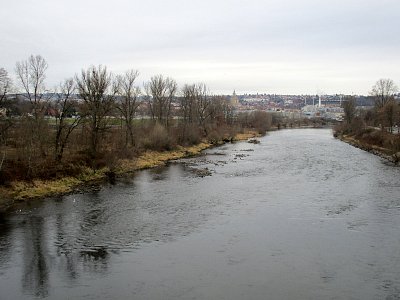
<box><xmin>0</xmin><ymin>55</ymin><xmax>274</xmax><ymax>185</ymax></box>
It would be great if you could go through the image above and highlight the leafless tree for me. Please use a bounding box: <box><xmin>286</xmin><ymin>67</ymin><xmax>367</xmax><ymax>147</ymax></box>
<box><xmin>0</xmin><ymin>68</ymin><xmax>12</xmax><ymax>172</ymax></box>
<box><xmin>0</xmin><ymin>68</ymin><xmax>11</xmax><ymax>106</ymax></box>
<box><xmin>343</xmin><ymin>96</ymin><xmax>357</xmax><ymax>124</ymax></box>
<box><xmin>197</xmin><ymin>86</ymin><xmax>214</xmax><ymax>130</ymax></box>
<box><xmin>209</xmin><ymin>96</ymin><xmax>234</xmax><ymax>126</ymax></box>
<box><xmin>249</xmin><ymin>110</ymin><xmax>272</xmax><ymax>133</ymax></box>
<box><xmin>144</xmin><ymin>75</ymin><xmax>177</xmax><ymax>127</ymax></box>
<box><xmin>222</xmin><ymin>98</ymin><xmax>235</xmax><ymax>126</ymax></box>
<box><xmin>181</xmin><ymin>83</ymin><xmax>213</xmax><ymax>135</ymax></box>
<box><xmin>15</xmin><ymin>55</ymin><xmax>50</xmax><ymax>159</ymax></box>
<box><xmin>381</xmin><ymin>101</ymin><xmax>399</xmax><ymax>133</ymax></box>
<box><xmin>181</xmin><ymin>84</ymin><xmax>198</xmax><ymax>125</ymax></box>
<box><xmin>179</xmin><ymin>83</ymin><xmax>200</xmax><ymax>143</ymax></box>
<box><xmin>371</xmin><ymin>79</ymin><xmax>398</xmax><ymax>109</ymax></box>
<box><xmin>75</xmin><ymin>65</ymin><xmax>118</xmax><ymax>159</ymax></box>
<box><xmin>116</xmin><ymin>70</ymin><xmax>140</xmax><ymax>147</ymax></box>
<box><xmin>54</xmin><ymin>78</ymin><xmax>82</xmax><ymax>162</ymax></box>
<box><xmin>15</xmin><ymin>55</ymin><xmax>49</xmax><ymax>120</ymax></box>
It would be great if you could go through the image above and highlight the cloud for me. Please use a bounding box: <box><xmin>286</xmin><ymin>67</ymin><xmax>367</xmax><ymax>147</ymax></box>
<box><xmin>1</xmin><ymin>0</ymin><xmax>399</xmax><ymax>94</ymax></box>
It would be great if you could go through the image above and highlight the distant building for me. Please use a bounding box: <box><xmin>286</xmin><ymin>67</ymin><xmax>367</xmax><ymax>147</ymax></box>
<box><xmin>230</xmin><ymin>90</ymin><xmax>239</xmax><ymax>106</ymax></box>
<box><xmin>302</xmin><ymin>105</ymin><xmax>318</xmax><ymax>117</ymax></box>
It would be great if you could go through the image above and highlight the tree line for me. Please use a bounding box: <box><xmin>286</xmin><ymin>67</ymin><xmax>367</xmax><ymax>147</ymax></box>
<box><xmin>337</xmin><ymin>78</ymin><xmax>400</xmax><ymax>153</ymax></box>
<box><xmin>0</xmin><ymin>55</ymin><xmax>272</xmax><ymax>183</ymax></box>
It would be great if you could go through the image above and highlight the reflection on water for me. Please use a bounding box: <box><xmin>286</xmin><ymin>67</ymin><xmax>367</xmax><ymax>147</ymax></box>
<box><xmin>0</xmin><ymin>129</ymin><xmax>400</xmax><ymax>299</ymax></box>
<box><xmin>0</xmin><ymin>214</ymin><xmax>12</xmax><ymax>268</ymax></box>
<box><xmin>22</xmin><ymin>217</ymin><xmax>49</xmax><ymax>298</ymax></box>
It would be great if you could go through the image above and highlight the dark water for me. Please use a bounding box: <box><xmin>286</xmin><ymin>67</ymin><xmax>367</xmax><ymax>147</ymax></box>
<box><xmin>1</xmin><ymin>129</ymin><xmax>400</xmax><ymax>299</ymax></box>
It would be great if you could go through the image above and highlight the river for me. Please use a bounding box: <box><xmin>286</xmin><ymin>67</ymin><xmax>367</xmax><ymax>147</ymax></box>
<box><xmin>1</xmin><ymin>129</ymin><xmax>400</xmax><ymax>299</ymax></box>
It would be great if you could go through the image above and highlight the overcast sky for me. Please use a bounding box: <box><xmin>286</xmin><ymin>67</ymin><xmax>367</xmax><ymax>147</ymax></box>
<box><xmin>1</xmin><ymin>0</ymin><xmax>399</xmax><ymax>95</ymax></box>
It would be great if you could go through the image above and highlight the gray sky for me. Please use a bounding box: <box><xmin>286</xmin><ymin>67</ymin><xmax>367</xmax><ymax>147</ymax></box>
<box><xmin>1</xmin><ymin>0</ymin><xmax>399</xmax><ymax>95</ymax></box>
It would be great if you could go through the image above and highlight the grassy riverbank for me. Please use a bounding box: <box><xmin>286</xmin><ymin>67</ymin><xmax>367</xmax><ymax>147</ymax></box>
<box><xmin>334</xmin><ymin>128</ymin><xmax>400</xmax><ymax>164</ymax></box>
<box><xmin>0</xmin><ymin>131</ymin><xmax>260</xmax><ymax>211</ymax></box>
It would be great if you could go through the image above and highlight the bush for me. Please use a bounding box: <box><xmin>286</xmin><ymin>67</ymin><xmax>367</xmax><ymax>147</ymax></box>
<box><xmin>392</xmin><ymin>136</ymin><xmax>400</xmax><ymax>153</ymax></box>
<box><xmin>366</xmin><ymin>130</ymin><xmax>384</xmax><ymax>147</ymax></box>
<box><xmin>175</xmin><ymin>124</ymin><xmax>202</xmax><ymax>146</ymax></box>
<box><xmin>236</xmin><ymin>111</ymin><xmax>272</xmax><ymax>134</ymax></box>
<box><xmin>207</xmin><ymin>130</ymin><xmax>222</xmax><ymax>144</ymax></box>
<box><xmin>141</xmin><ymin>123</ymin><xmax>175</xmax><ymax>151</ymax></box>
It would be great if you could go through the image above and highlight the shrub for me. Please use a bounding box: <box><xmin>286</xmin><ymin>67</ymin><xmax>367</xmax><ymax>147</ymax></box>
<box><xmin>141</xmin><ymin>123</ymin><xmax>175</xmax><ymax>151</ymax></box>
<box><xmin>175</xmin><ymin>124</ymin><xmax>202</xmax><ymax>146</ymax></box>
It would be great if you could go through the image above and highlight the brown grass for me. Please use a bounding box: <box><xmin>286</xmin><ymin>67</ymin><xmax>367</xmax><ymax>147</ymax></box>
<box><xmin>0</xmin><ymin>142</ymin><xmax>211</xmax><ymax>206</ymax></box>
<box><xmin>0</xmin><ymin>129</ymin><xmax>265</xmax><ymax>208</ymax></box>
<box><xmin>234</xmin><ymin>131</ymin><xmax>261</xmax><ymax>141</ymax></box>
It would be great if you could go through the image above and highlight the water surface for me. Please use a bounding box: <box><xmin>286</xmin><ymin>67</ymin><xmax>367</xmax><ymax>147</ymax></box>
<box><xmin>1</xmin><ymin>129</ymin><xmax>400</xmax><ymax>299</ymax></box>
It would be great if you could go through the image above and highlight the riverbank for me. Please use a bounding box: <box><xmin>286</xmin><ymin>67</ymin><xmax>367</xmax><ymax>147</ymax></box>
<box><xmin>336</xmin><ymin>133</ymin><xmax>400</xmax><ymax>164</ymax></box>
<box><xmin>2</xmin><ymin>128</ymin><xmax>399</xmax><ymax>300</ymax></box>
<box><xmin>0</xmin><ymin>131</ymin><xmax>261</xmax><ymax>212</ymax></box>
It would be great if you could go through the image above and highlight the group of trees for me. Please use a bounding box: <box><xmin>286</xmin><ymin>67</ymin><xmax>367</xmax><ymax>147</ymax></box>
<box><xmin>0</xmin><ymin>67</ymin><xmax>12</xmax><ymax>172</ymax></box>
<box><xmin>342</xmin><ymin>78</ymin><xmax>399</xmax><ymax>132</ymax></box>
<box><xmin>338</xmin><ymin>78</ymin><xmax>400</xmax><ymax>153</ymax></box>
<box><xmin>0</xmin><ymin>55</ymin><xmax>272</xmax><ymax>182</ymax></box>
<box><xmin>372</xmin><ymin>79</ymin><xmax>400</xmax><ymax>132</ymax></box>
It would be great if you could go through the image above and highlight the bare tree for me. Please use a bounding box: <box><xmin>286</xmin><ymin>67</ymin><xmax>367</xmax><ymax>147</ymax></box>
<box><xmin>181</xmin><ymin>83</ymin><xmax>213</xmax><ymax>135</ymax></box>
<box><xmin>0</xmin><ymin>68</ymin><xmax>12</xmax><ymax>172</ymax></box>
<box><xmin>249</xmin><ymin>110</ymin><xmax>272</xmax><ymax>133</ymax></box>
<box><xmin>144</xmin><ymin>75</ymin><xmax>177</xmax><ymax>127</ymax></box>
<box><xmin>181</xmin><ymin>84</ymin><xmax>198</xmax><ymax>125</ymax></box>
<box><xmin>371</xmin><ymin>79</ymin><xmax>398</xmax><ymax>109</ymax></box>
<box><xmin>179</xmin><ymin>83</ymin><xmax>202</xmax><ymax>143</ymax></box>
<box><xmin>15</xmin><ymin>55</ymin><xmax>50</xmax><ymax>159</ymax></box>
<box><xmin>343</xmin><ymin>96</ymin><xmax>356</xmax><ymax>124</ymax></box>
<box><xmin>0</xmin><ymin>68</ymin><xmax>11</xmax><ymax>106</ymax></box>
<box><xmin>75</xmin><ymin>65</ymin><xmax>118</xmax><ymax>159</ymax></box>
<box><xmin>381</xmin><ymin>101</ymin><xmax>399</xmax><ymax>133</ymax></box>
<box><xmin>54</xmin><ymin>78</ymin><xmax>82</xmax><ymax>162</ymax></box>
<box><xmin>116</xmin><ymin>70</ymin><xmax>140</xmax><ymax>147</ymax></box>
<box><xmin>209</xmin><ymin>96</ymin><xmax>234</xmax><ymax>126</ymax></box>
<box><xmin>195</xmin><ymin>84</ymin><xmax>213</xmax><ymax>131</ymax></box>
<box><xmin>15</xmin><ymin>55</ymin><xmax>49</xmax><ymax>120</ymax></box>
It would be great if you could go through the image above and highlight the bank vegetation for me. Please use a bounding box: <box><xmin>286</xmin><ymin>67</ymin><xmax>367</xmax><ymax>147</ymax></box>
<box><xmin>0</xmin><ymin>55</ymin><xmax>274</xmax><ymax>207</ymax></box>
<box><xmin>334</xmin><ymin>78</ymin><xmax>400</xmax><ymax>163</ymax></box>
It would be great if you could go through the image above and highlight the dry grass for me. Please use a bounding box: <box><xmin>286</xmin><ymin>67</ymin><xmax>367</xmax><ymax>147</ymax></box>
<box><xmin>1</xmin><ymin>166</ymin><xmax>110</xmax><ymax>202</ymax></box>
<box><xmin>134</xmin><ymin>142</ymin><xmax>210</xmax><ymax>170</ymax></box>
<box><xmin>0</xmin><ymin>142</ymin><xmax>211</xmax><ymax>204</ymax></box>
<box><xmin>3</xmin><ymin>177</ymin><xmax>80</xmax><ymax>201</ymax></box>
<box><xmin>234</xmin><ymin>131</ymin><xmax>261</xmax><ymax>141</ymax></box>
<box><xmin>1</xmin><ymin>130</ymin><xmax>261</xmax><ymax>206</ymax></box>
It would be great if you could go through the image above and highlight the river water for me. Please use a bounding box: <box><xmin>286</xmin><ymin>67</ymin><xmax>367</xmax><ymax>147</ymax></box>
<box><xmin>1</xmin><ymin>129</ymin><xmax>400</xmax><ymax>299</ymax></box>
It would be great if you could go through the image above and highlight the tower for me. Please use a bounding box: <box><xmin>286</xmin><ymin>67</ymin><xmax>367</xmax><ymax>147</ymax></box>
<box><xmin>231</xmin><ymin>90</ymin><xmax>239</xmax><ymax>106</ymax></box>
